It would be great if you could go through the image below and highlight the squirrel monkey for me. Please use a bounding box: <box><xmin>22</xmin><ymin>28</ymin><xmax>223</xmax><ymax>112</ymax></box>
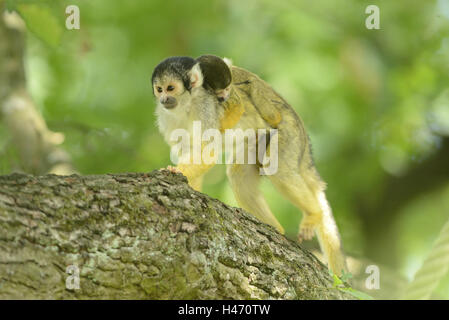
<box><xmin>151</xmin><ymin>55</ymin><xmax>347</xmax><ymax>276</ymax></box>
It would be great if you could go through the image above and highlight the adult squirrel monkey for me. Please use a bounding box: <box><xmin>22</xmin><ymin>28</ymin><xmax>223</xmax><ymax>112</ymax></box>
<box><xmin>151</xmin><ymin>55</ymin><xmax>347</xmax><ymax>276</ymax></box>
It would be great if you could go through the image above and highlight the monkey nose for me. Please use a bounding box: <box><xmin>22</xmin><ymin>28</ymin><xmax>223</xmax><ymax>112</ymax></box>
<box><xmin>218</xmin><ymin>91</ymin><xmax>230</xmax><ymax>103</ymax></box>
<box><xmin>160</xmin><ymin>96</ymin><xmax>177</xmax><ymax>109</ymax></box>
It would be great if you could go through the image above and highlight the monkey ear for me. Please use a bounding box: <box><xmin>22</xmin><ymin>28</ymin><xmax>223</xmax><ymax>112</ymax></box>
<box><xmin>189</xmin><ymin>63</ymin><xmax>204</xmax><ymax>89</ymax></box>
<box><xmin>223</xmin><ymin>57</ymin><xmax>233</xmax><ymax>68</ymax></box>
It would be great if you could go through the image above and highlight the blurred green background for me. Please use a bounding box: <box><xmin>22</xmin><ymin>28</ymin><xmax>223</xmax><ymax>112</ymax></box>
<box><xmin>1</xmin><ymin>0</ymin><xmax>449</xmax><ymax>298</ymax></box>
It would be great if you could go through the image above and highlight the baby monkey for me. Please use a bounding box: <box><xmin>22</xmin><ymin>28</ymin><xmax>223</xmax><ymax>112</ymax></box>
<box><xmin>152</xmin><ymin>55</ymin><xmax>347</xmax><ymax>276</ymax></box>
<box><xmin>196</xmin><ymin>54</ymin><xmax>232</xmax><ymax>102</ymax></box>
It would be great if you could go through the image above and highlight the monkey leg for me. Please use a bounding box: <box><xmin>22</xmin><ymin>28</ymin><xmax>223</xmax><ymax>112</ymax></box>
<box><xmin>268</xmin><ymin>172</ymin><xmax>323</xmax><ymax>242</ymax></box>
<box><xmin>227</xmin><ymin>164</ymin><xmax>284</xmax><ymax>234</ymax></box>
<box><xmin>268</xmin><ymin>171</ymin><xmax>346</xmax><ymax>275</ymax></box>
<box><xmin>163</xmin><ymin>165</ymin><xmax>203</xmax><ymax>191</ymax></box>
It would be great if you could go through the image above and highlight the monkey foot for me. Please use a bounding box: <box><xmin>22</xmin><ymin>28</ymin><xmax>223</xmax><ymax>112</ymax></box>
<box><xmin>298</xmin><ymin>225</ymin><xmax>315</xmax><ymax>243</ymax></box>
<box><xmin>160</xmin><ymin>165</ymin><xmax>181</xmax><ymax>174</ymax></box>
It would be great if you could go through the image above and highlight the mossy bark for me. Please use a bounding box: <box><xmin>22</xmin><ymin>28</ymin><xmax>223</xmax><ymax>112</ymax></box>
<box><xmin>0</xmin><ymin>170</ymin><xmax>350</xmax><ymax>299</ymax></box>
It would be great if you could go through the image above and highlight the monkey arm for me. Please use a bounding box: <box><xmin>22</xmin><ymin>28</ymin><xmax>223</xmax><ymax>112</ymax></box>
<box><xmin>174</xmin><ymin>90</ymin><xmax>246</xmax><ymax>189</ymax></box>
<box><xmin>231</xmin><ymin>66</ymin><xmax>283</xmax><ymax>129</ymax></box>
<box><xmin>178</xmin><ymin>86</ymin><xmax>245</xmax><ymax>190</ymax></box>
<box><xmin>250</xmin><ymin>91</ymin><xmax>283</xmax><ymax>128</ymax></box>
<box><xmin>175</xmin><ymin>141</ymin><xmax>219</xmax><ymax>191</ymax></box>
<box><xmin>176</xmin><ymin>87</ymin><xmax>244</xmax><ymax>190</ymax></box>
<box><xmin>176</xmin><ymin>162</ymin><xmax>215</xmax><ymax>185</ymax></box>
<box><xmin>219</xmin><ymin>86</ymin><xmax>245</xmax><ymax>131</ymax></box>
<box><xmin>219</xmin><ymin>67</ymin><xmax>287</xmax><ymax>132</ymax></box>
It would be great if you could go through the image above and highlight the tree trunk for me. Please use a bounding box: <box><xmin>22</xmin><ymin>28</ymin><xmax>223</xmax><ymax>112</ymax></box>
<box><xmin>0</xmin><ymin>170</ymin><xmax>350</xmax><ymax>299</ymax></box>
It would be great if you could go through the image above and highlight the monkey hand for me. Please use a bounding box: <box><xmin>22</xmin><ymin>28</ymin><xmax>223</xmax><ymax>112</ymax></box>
<box><xmin>298</xmin><ymin>215</ymin><xmax>319</xmax><ymax>243</ymax></box>
<box><xmin>220</xmin><ymin>87</ymin><xmax>244</xmax><ymax>131</ymax></box>
<box><xmin>166</xmin><ymin>165</ymin><xmax>182</xmax><ymax>173</ymax></box>
<box><xmin>159</xmin><ymin>165</ymin><xmax>182</xmax><ymax>175</ymax></box>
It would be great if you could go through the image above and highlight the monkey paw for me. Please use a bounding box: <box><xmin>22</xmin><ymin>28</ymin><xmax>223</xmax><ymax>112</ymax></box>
<box><xmin>160</xmin><ymin>165</ymin><xmax>181</xmax><ymax>174</ymax></box>
<box><xmin>167</xmin><ymin>165</ymin><xmax>181</xmax><ymax>173</ymax></box>
<box><xmin>298</xmin><ymin>224</ymin><xmax>315</xmax><ymax>243</ymax></box>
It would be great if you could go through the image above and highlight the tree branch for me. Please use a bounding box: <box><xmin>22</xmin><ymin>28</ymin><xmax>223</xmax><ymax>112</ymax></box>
<box><xmin>0</xmin><ymin>170</ymin><xmax>350</xmax><ymax>299</ymax></box>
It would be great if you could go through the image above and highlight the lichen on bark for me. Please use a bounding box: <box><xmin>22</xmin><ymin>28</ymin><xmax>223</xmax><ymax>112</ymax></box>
<box><xmin>0</xmin><ymin>170</ymin><xmax>350</xmax><ymax>299</ymax></box>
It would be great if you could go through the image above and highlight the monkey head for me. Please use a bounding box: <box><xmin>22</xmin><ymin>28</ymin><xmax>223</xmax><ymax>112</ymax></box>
<box><xmin>151</xmin><ymin>56</ymin><xmax>204</xmax><ymax>110</ymax></box>
<box><xmin>196</xmin><ymin>55</ymin><xmax>232</xmax><ymax>103</ymax></box>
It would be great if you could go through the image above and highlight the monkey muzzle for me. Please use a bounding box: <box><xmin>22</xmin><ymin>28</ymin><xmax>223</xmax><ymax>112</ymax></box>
<box><xmin>160</xmin><ymin>96</ymin><xmax>177</xmax><ymax>109</ymax></box>
<box><xmin>216</xmin><ymin>87</ymin><xmax>231</xmax><ymax>103</ymax></box>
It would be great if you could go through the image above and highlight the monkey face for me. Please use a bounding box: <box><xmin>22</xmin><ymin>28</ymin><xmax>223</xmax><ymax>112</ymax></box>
<box><xmin>151</xmin><ymin>57</ymin><xmax>205</xmax><ymax>110</ymax></box>
<box><xmin>215</xmin><ymin>86</ymin><xmax>231</xmax><ymax>103</ymax></box>
<box><xmin>153</xmin><ymin>77</ymin><xmax>185</xmax><ymax>109</ymax></box>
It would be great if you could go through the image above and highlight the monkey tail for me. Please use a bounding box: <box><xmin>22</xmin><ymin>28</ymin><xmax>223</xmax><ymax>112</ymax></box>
<box><xmin>315</xmin><ymin>190</ymin><xmax>347</xmax><ymax>277</ymax></box>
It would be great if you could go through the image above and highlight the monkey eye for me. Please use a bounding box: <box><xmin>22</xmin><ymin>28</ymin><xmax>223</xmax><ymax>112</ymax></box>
<box><xmin>156</xmin><ymin>87</ymin><xmax>163</xmax><ymax>93</ymax></box>
<box><xmin>167</xmin><ymin>85</ymin><xmax>175</xmax><ymax>92</ymax></box>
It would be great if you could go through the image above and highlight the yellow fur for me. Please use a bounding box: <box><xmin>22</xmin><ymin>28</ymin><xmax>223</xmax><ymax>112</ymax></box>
<box><xmin>154</xmin><ymin>58</ymin><xmax>347</xmax><ymax>276</ymax></box>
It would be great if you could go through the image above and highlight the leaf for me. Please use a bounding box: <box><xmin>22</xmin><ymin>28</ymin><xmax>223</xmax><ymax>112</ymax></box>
<box><xmin>16</xmin><ymin>3</ymin><xmax>63</xmax><ymax>47</ymax></box>
<box><xmin>332</xmin><ymin>272</ymin><xmax>374</xmax><ymax>300</ymax></box>
<box><xmin>332</xmin><ymin>274</ymin><xmax>343</xmax><ymax>287</ymax></box>
<box><xmin>340</xmin><ymin>270</ymin><xmax>354</xmax><ymax>283</ymax></box>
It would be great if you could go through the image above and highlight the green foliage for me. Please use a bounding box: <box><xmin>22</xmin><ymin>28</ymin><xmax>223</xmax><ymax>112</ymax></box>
<box><xmin>16</xmin><ymin>3</ymin><xmax>63</xmax><ymax>47</ymax></box>
<box><xmin>331</xmin><ymin>272</ymin><xmax>374</xmax><ymax>300</ymax></box>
